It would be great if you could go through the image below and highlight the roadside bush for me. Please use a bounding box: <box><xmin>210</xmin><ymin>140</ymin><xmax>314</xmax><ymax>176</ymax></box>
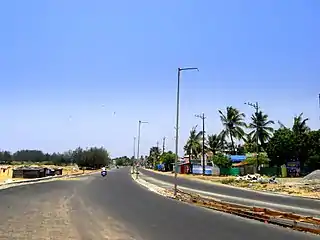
<box><xmin>221</xmin><ymin>178</ymin><xmax>235</xmax><ymax>184</ymax></box>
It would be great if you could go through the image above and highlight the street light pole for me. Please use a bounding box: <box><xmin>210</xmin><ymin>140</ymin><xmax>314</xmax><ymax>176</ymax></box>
<box><xmin>245</xmin><ymin>101</ymin><xmax>259</xmax><ymax>172</ymax></box>
<box><xmin>318</xmin><ymin>93</ymin><xmax>320</xmax><ymax>121</ymax></box>
<box><xmin>174</xmin><ymin>67</ymin><xmax>199</xmax><ymax>197</ymax></box>
<box><xmin>136</xmin><ymin>120</ymin><xmax>148</xmax><ymax>179</ymax></box>
<box><xmin>130</xmin><ymin>137</ymin><xmax>136</xmax><ymax>174</ymax></box>
<box><xmin>133</xmin><ymin>137</ymin><xmax>136</xmax><ymax>159</ymax></box>
<box><xmin>195</xmin><ymin>113</ymin><xmax>206</xmax><ymax>176</ymax></box>
<box><xmin>162</xmin><ymin>137</ymin><xmax>166</xmax><ymax>153</ymax></box>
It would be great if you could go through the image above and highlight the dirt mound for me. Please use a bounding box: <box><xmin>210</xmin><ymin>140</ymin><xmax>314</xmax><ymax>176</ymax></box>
<box><xmin>303</xmin><ymin>170</ymin><xmax>320</xmax><ymax>181</ymax></box>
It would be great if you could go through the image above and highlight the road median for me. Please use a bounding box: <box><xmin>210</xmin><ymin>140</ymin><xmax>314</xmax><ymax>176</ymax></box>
<box><xmin>142</xmin><ymin>168</ymin><xmax>320</xmax><ymax>200</ymax></box>
<box><xmin>131</xmin><ymin>171</ymin><xmax>320</xmax><ymax>235</ymax></box>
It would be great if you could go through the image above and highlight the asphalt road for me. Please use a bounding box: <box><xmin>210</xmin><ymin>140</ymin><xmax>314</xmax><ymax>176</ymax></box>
<box><xmin>140</xmin><ymin>168</ymin><xmax>320</xmax><ymax>212</ymax></box>
<box><xmin>0</xmin><ymin>168</ymin><xmax>318</xmax><ymax>240</ymax></box>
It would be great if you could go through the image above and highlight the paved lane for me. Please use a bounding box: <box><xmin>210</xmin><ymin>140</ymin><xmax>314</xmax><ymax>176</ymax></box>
<box><xmin>140</xmin><ymin>168</ymin><xmax>320</xmax><ymax>213</ymax></box>
<box><xmin>0</xmin><ymin>168</ymin><xmax>318</xmax><ymax>240</ymax></box>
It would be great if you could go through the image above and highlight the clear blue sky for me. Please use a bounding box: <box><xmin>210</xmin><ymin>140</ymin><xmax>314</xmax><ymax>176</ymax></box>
<box><xmin>0</xmin><ymin>0</ymin><xmax>319</xmax><ymax>158</ymax></box>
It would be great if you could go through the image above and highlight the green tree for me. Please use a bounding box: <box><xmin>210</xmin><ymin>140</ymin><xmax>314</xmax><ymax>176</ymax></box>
<box><xmin>159</xmin><ymin>151</ymin><xmax>176</xmax><ymax>171</ymax></box>
<box><xmin>243</xmin><ymin>133</ymin><xmax>257</xmax><ymax>153</ymax></box>
<box><xmin>244</xmin><ymin>152</ymin><xmax>269</xmax><ymax>166</ymax></box>
<box><xmin>219</xmin><ymin>106</ymin><xmax>246</xmax><ymax>154</ymax></box>
<box><xmin>114</xmin><ymin>156</ymin><xmax>132</xmax><ymax>166</ymax></box>
<box><xmin>13</xmin><ymin>150</ymin><xmax>45</xmax><ymax>162</ymax></box>
<box><xmin>235</xmin><ymin>144</ymin><xmax>245</xmax><ymax>155</ymax></box>
<box><xmin>206</xmin><ymin>134</ymin><xmax>223</xmax><ymax>155</ymax></box>
<box><xmin>247</xmin><ymin>111</ymin><xmax>274</xmax><ymax>150</ymax></box>
<box><xmin>292</xmin><ymin>113</ymin><xmax>310</xmax><ymax>135</ymax></box>
<box><xmin>0</xmin><ymin>151</ymin><xmax>12</xmax><ymax>164</ymax></box>
<box><xmin>265</xmin><ymin>128</ymin><xmax>295</xmax><ymax>166</ymax></box>
<box><xmin>211</xmin><ymin>153</ymin><xmax>232</xmax><ymax>168</ymax></box>
<box><xmin>147</xmin><ymin>146</ymin><xmax>161</xmax><ymax>168</ymax></box>
<box><xmin>184</xmin><ymin>125</ymin><xmax>203</xmax><ymax>159</ymax></box>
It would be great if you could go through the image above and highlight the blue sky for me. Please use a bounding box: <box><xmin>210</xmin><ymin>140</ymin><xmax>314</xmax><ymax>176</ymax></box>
<box><xmin>0</xmin><ymin>0</ymin><xmax>319</xmax><ymax>158</ymax></box>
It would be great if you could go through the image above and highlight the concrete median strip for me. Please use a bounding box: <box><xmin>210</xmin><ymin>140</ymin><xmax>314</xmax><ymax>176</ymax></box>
<box><xmin>132</xmin><ymin>172</ymin><xmax>320</xmax><ymax>235</ymax></box>
<box><xmin>140</xmin><ymin>173</ymin><xmax>320</xmax><ymax>217</ymax></box>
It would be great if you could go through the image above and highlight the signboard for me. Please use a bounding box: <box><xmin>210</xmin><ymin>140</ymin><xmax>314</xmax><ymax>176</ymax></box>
<box><xmin>192</xmin><ymin>165</ymin><xmax>213</xmax><ymax>175</ymax></box>
<box><xmin>286</xmin><ymin>160</ymin><xmax>300</xmax><ymax>177</ymax></box>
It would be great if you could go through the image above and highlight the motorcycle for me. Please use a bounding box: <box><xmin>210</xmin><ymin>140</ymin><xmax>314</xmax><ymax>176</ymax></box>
<box><xmin>101</xmin><ymin>170</ymin><xmax>107</xmax><ymax>177</ymax></box>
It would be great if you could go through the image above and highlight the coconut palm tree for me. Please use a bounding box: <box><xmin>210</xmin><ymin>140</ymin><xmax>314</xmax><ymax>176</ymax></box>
<box><xmin>207</xmin><ymin>134</ymin><xmax>223</xmax><ymax>155</ymax></box>
<box><xmin>184</xmin><ymin>125</ymin><xmax>203</xmax><ymax>160</ymax></box>
<box><xmin>248</xmin><ymin>111</ymin><xmax>275</xmax><ymax>150</ymax></box>
<box><xmin>219</xmin><ymin>106</ymin><xmax>246</xmax><ymax>153</ymax></box>
<box><xmin>243</xmin><ymin>133</ymin><xmax>257</xmax><ymax>153</ymax></box>
<box><xmin>292</xmin><ymin>113</ymin><xmax>310</xmax><ymax>135</ymax></box>
<box><xmin>148</xmin><ymin>146</ymin><xmax>161</xmax><ymax>168</ymax></box>
<box><xmin>278</xmin><ymin>113</ymin><xmax>310</xmax><ymax>136</ymax></box>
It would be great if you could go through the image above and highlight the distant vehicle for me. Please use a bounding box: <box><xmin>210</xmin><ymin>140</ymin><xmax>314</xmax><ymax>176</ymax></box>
<box><xmin>101</xmin><ymin>170</ymin><xmax>107</xmax><ymax>177</ymax></box>
<box><xmin>116</xmin><ymin>166</ymin><xmax>119</xmax><ymax>169</ymax></box>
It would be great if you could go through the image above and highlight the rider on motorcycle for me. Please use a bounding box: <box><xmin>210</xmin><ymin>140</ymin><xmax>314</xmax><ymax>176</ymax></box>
<box><xmin>101</xmin><ymin>166</ymin><xmax>107</xmax><ymax>177</ymax></box>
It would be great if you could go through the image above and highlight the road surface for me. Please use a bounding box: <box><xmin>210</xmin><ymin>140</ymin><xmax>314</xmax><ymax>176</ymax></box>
<box><xmin>140</xmin><ymin>168</ymin><xmax>320</xmax><ymax>213</ymax></box>
<box><xmin>0</xmin><ymin>167</ymin><xmax>317</xmax><ymax>240</ymax></box>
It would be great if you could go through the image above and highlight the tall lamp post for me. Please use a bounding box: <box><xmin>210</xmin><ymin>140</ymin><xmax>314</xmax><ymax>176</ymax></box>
<box><xmin>136</xmin><ymin>120</ymin><xmax>148</xmax><ymax>179</ymax></box>
<box><xmin>318</xmin><ymin>93</ymin><xmax>320</xmax><ymax>121</ymax></box>
<box><xmin>245</xmin><ymin>101</ymin><xmax>259</xmax><ymax>172</ymax></box>
<box><xmin>195</xmin><ymin>113</ymin><xmax>206</xmax><ymax>176</ymax></box>
<box><xmin>174</xmin><ymin>67</ymin><xmax>199</xmax><ymax>196</ymax></box>
<box><xmin>132</xmin><ymin>136</ymin><xmax>136</xmax><ymax>173</ymax></box>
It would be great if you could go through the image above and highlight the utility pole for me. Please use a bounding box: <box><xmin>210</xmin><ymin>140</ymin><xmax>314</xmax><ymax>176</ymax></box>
<box><xmin>133</xmin><ymin>137</ymin><xmax>136</xmax><ymax>168</ymax></box>
<box><xmin>156</xmin><ymin>141</ymin><xmax>159</xmax><ymax>149</ymax></box>
<box><xmin>136</xmin><ymin>120</ymin><xmax>148</xmax><ymax>179</ymax></box>
<box><xmin>162</xmin><ymin>137</ymin><xmax>166</xmax><ymax>153</ymax></box>
<box><xmin>245</xmin><ymin>101</ymin><xmax>259</xmax><ymax>172</ymax></box>
<box><xmin>131</xmin><ymin>137</ymin><xmax>136</xmax><ymax>173</ymax></box>
<box><xmin>174</xmin><ymin>67</ymin><xmax>199</xmax><ymax>197</ymax></box>
<box><xmin>318</xmin><ymin>93</ymin><xmax>320</xmax><ymax>120</ymax></box>
<box><xmin>133</xmin><ymin>137</ymin><xmax>136</xmax><ymax>159</ymax></box>
<box><xmin>195</xmin><ymin>113</ymin><xmax>206</xmax><ymax>175</ymax></box>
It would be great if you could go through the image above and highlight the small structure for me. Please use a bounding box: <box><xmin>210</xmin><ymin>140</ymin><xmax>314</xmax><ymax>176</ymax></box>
<box><xmin>12</xmin><ymin>167</ymin><xmax>46</xmax><ymax>179</ymax></box>
<box><xmin>171</xmin><ymin>162</ymin><xmax>190</xmax><ymax>174</ymax></box>
<box><xmin>54</xmin><ymin>168</ymin><xmax>63</xmax><ymax>175</ymax></box>
<box><xmin>0</xmin><ymin>165</ymin><xmax>12</xmax><ymax>178</ymax></box>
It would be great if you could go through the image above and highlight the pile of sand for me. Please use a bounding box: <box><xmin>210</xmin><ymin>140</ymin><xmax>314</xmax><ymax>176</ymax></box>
<box><xmin>303</xmin><ymin>170</ymin><xmax>320</xmax><ymax>181</ymax></box>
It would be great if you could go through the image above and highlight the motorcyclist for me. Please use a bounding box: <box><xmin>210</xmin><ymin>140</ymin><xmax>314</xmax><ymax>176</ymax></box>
<box><xmin>101</xmin><ymin>166</ymin><xmax>106</xmax><ymax>172</ymax></box>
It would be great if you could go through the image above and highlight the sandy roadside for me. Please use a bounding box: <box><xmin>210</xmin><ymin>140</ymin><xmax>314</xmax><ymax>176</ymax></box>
<box><xmin>0</xmin><ymin>165</ymin><xmax>99</xmax><ymax>185</ymax></box>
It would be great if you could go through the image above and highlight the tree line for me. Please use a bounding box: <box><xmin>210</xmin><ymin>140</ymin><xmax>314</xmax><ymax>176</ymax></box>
<box><xmin>144</xmin><ymin>146</ymin><xmax>177</xmax><ymax>171</ymax></box>
<box><xmin>0</xmin><ymin>147</ymin><xmax>111</xmax><ymax>169</ymax></box>
<box><xmin>148</xmin><ymin>106</ymin><xmax>319</xmax><ymax>173</ymax></box>
<box><xmin>113</xmin><ymin>156</ymin><xmax>134</xmax><ymax>166</ymax></box>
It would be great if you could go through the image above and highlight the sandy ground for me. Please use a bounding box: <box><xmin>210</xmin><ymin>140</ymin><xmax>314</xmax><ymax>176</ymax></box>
<box><xmin>0</xmin><ymin>165</ymin><xmax>99</xmax><ymax>184</ymax></box>
<box><xmin>146</xmin><ymin>169</ymin><xmax>320</xmax><ymax>199</ymax></box>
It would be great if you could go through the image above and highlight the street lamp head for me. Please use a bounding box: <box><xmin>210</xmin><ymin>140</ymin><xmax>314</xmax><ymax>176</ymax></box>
<box><xmin>179</xmin><ymin>67</ymin><xmax>199</xmax><ymax>72</ymax></box>
<box><xmin>139</xmin><ymin>120</ymin><xmax>148</xmax><ymax>124</ymax></box>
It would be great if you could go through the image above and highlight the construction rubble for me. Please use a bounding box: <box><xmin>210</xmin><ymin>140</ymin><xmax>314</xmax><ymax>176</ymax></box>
<box><xmin>235</xmin><ymin>174</ymin><xmax>278</xmax><ymax>184</ymax></box>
